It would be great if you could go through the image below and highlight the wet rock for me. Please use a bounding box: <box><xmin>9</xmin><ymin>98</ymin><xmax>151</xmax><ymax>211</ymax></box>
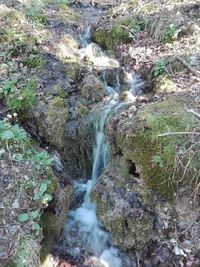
<box><xmin>64</xmin><ymin>62</ymin><xmax>86</xmax><ymax>84</ymax></box>
<box><xmin>63</xmin><ymin>115</ymin><xmax>93</xmax><ymax>178</ymax></box>
<box><xmin>41</xmin><ymin>180</ymin><xmax>73</xmax><ymax>265</ymax></box>
<box><xmin>90</xmin><ymin>156</ymin><xmax>155</xmax><ymax>251</ymax></box>
<box><xmin>24</xmin><ymin>97</ymin><xmax>93</xmax><ymax>178</ymax></box>
<box><xmin>103</xmin><ymin>67</ymin><xmax>125</xmax><ymax>88</ymax></box>
<box><xmin>81</xmin><ymin>74</ymin><xmax>105</xmax><ymax>104</ymax></box>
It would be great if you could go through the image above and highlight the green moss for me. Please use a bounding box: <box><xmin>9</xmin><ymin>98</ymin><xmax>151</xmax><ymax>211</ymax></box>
<box><xmin>54</xmin><ymin>85</ymin><xmax>67</xmax><ymax>98</ymax></box>
<box><xmin>64</xmin><ymin>62</ymin><xmax>80</xmax><ymax>82</ymax></box>
<box><xmin>94</xmin><ymin>26</ymin><xmax>131</xmax><ymax>51</ymax></box>
<box><xmin>94</xmin><ymin>18</ymin><xmax>144</xmax><ymax>51</ymax></box>
<box><xmin>40</xmin><ymin>212</ymin><xmax>60</xmax><ymax>263</ymax></box>
<box><xmin>23</xmin><ymin>53</ymin><xmax>45</xmax><ymax>69</ymax></box>
<box><xmin>81</xmin><ymin>74</ymin><xmax>104</xmax><ymax>104</ymax></box>
<box><xmin>46</xmin><ymin>97</ymin><xmax>68</xmax><ymax>147</ymax></box>
<box><xmin>90</xmin><ymin>190</ymin><xmax>108</xmax><ymax>217</ymax></box>
<box><xmin>46</xmin><ymin>169</ymin><xmax>57</xmax><ymax>194</ymax></box>
<box><xmin>77</xmin><ymin>104</ymin><xmax>89</xmax><ymax>117</ymax></box>
<box><xmin>117</xmin><ymin>97</ymin><xmax>194</xmax><ymax>199</ymax></box>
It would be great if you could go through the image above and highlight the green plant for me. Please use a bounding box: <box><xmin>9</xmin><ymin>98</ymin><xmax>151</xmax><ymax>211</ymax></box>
<box><xmin>29</xmin><ymin>150</ymin><xmax>52</xmax><ymax>170</ymax></box>
<box><xmin>18</xmin><ymin>210</ymin><xmax>40</xmax><ymax>230</ymax></box>
<box><xmin>23</xmin><ymin>53</ymin><xmax>45</xmax><ymax>69</ymax></box>
<box><xmin>0</xmin><ymin>120</ymin><xmax>27</xmax><ymax>143</ymax></box>
<box><xmin>33</xmin><ymin>180</ymin><xmax>53</xmax><ymax>205</ymax></box>
<box><xmin>162</xmin><ymin>24</ymin><xmax>176</xmax><ymax>42</ymax></box>
<box><xmin>153</xmin><ymin>155</ymin><xmax>164</xmax><ymax>168</ymax></box>
<box><xmin>154</xmin><ymin>58</ymin><xmax>169</xmax><ymax>76</ymax></box>
<box><xmin>23</xmin><ymin>0</ymin><xmax>46</xmax><ymax>24</ymax></box>
<box><xmin>131</xmin><ymin>19</ymin><xmax>145</xmax><ymax>33</ymax></box>
<box><xmin>1</xmin><ymin>77</ymin><xmax>37</xmax><ymax>111</ymax></box>
<box><xmin>11</xmin><ymin>236</ymin><xmax>31</xmax><ymax>267</ymax></box>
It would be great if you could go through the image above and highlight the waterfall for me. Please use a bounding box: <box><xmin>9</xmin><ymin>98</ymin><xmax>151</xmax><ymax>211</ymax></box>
<box><xmin>61</xmin><ymin>25</ymin><xmax>143</xmax><ymax>267</ymax></box>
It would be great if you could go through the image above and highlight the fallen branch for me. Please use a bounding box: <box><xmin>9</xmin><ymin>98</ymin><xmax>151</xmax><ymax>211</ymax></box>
<box><xmin>176</xmin><ymin>55</ymin><xmax>200</xmax><ymax>77</ymax></box>
<box><xmin>158</xmin><ymin>131</ymin><xmax>200</xmax><ymax>137</ymax></box>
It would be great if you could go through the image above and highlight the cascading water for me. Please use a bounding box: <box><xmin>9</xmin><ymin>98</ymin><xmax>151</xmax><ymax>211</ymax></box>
<box><xmin>60</xmin><ymin>25</ymin><xmax>143</xmax><ymax>267</ymax></box>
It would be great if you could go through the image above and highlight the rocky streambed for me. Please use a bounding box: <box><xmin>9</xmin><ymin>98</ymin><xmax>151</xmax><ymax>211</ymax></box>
<box><xmin>29</xmin><ymin>2</ymin><xmax>200</xmax><ymax>267</ymax></box>
<box><xmin>1</xmin><ymin>1</ymin><xmax>200</xmax><ymax>267</ymax></box>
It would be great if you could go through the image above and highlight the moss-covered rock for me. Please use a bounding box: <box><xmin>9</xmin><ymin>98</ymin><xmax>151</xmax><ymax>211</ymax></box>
<box><xmin>93</xmin><ymin>17</ymin><xmax>144</xmax><ymax>51</ymax></box>
<box><xmin>116</xmin><ymin>96</ymin><xmax>195</xmax><ymax>199</ymax></box>
<box><xmin>25</xmin><ymin>95</ymin><xmax>93</xmax><ymax>178</ymax></box>
<box><xmin>64</xmin><ymin>62</ymin><xmax>83</xmax><ymax>83</ymax></box>
<box><xmin>90</xmin><ymin>157</ymin><xmax>155</xmax><ymax>251</ymax></box>
<box><xmin>93</xmin><ymin>26</ymin><xmax>132</xmax><ymax>51</ymax></box>
<box><xmin>154</xmin><ymin>75</ymin><xmax>177</xmax><ymax>94</ymax></box>
<box><xmin>40</xmin><ymin>182</ymin><xmax>73</xmax><ymax>265</ymax></box>
<box><xmin>81</xmin><ymin>74</ymin><xmax>105</xmax><ymax>104</ymax></box>
<box><xmin>55</xmin><ymin>34</ymin><xmax>79</xmax><ymax>62</ymax></box>
<box><xmin>46</xmin><ymin>97</ymin><xmax>69</xmax><ymax>148</ymax></box>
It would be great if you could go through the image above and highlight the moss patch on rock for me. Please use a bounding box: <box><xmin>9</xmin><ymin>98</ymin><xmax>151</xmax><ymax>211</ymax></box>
<box><xmin>90</xmin><ymin>157</ymin><xmax>155</xmax><ymax>251</ymax></box>
<box><xmin>154</xmin><ymin>75</ymin><xmax>177</xmax><ymax>94</ymax></box>
<box><xmin>46</xmin><ymin>97</ymin><xmax>69</xmax><ymax>147</ymax></box>
<box><xmin>93</xmin><ymin>17</ymin><xmax>144</xmax><ymax>51</ymax></box>
<box><xmin>81</xmin><ymin>74</ymin><xmax>105</xmax><ymax>104</ymax></box>
<box><xmin>116</xmin><ymin>96</ymin><xmax>195</xmax><ymax>199</ymax></box>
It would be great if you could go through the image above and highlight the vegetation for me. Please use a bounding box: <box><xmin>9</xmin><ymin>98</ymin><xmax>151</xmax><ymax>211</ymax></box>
<box><xmin>117</xmin><ymin>96</ymin><xmax>199</xmax><ymax>199</ymax></box>
<box><xmin>93</xmin><ymin>17</ymin><xmax>145</xmax><ymax>50</ymax></box>
<box><xmin>0</xmin><ymin>116</ymin><xmax>58</xmax><ymax>266</ymax></box>
<box><xmin>0</xmin><ymin>77</ymin><xmax>37</xmax><ymax>111</ymax></box>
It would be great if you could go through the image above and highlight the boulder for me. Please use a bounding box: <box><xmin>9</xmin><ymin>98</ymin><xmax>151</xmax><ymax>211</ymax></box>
<box><xmin>90</xmin><ymin>156</ymin><xmax>155</xmax><ymax>251</ymax></box>
<box><xmin>81</xmin><ymin>74</ymin><xmax>105</xmax><ymax>104</ymax></box>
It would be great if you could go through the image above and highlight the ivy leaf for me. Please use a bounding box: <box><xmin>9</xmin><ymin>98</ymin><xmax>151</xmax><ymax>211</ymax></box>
<box><xmin>1</xmin><ymin>130</ymin><xmax>14</xmax><ymax>140</ymax></box>
<box><xmin>18</xmin><ymin>213</ymin><xmax>29</xmax><ymax>222</ymax></box>
<box><xmin>39</xmin><ymin>182</ymin><xmax>48</xmax><ymax>193</ymax></box>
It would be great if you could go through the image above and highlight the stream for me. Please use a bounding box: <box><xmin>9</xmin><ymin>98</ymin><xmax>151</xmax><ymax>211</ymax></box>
<box><xmin>55</xmin><ymin>12</ymin><xmax>144</xmax><ymax>267</ymax></box>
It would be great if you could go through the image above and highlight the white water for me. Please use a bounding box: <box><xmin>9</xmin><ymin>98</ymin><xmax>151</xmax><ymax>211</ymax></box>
<box><xmin>63</xmin><ymin>25</ymin><xmax>143</xmax><ymax>267</ymax></box>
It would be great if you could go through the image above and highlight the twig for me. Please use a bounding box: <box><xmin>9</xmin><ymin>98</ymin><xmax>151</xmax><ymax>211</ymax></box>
<box><xmin>158</xmin><ymin>131</ymin><xmax>200</xmax><ymax>137</ymax></box>
<box><xmin>176</xmin><ymin>55</ymin><xmax>200</xmax><ymax>78</ymax></box>
<box><xmin>186</xmin><ymin>108</ymin><xmax>200</xmax><ymax>119</ymax></box>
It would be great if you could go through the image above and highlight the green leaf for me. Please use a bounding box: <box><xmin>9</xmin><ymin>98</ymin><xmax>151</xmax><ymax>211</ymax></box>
<box><xmin>30</xmin><ymin>210</ymin><xmax>39</xmax><ymax>219</ymax></box>
<box><xmin>1</xmin><ymin>130</ymin><xmax>14</xmax><ymax>140</ymax></box>
<box><xmin>153</xmin><ymin>155</ymin><xmax>161</xmax><ymax>162</ymax></box>
<box><xmin>153</xmin><ymin>155</ymin><xmax>164</xmax><ymax>168</ymax></box>
<box><xmin>43</xmin><ymin>193</ymin><xmax>53</xmax><ymax>202</ymax></box>
<box><xmin>32</xmin><ymin>222</ymin><xmax>40</xmax><ymax>230</ymax></box>
<box><xmin>39</xmin><ymin>182</ymin><xmax>48</xmax><ymax>193</ymax></box>
<box><xmin>18</xmin><ymin>213</ymin><xmax>29</xmax><ymax>222</ymax></box>
<box><xmin>33</xmin><ymin>191</ymin><xmax>43</xmax><ymax>200</ymax></box>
